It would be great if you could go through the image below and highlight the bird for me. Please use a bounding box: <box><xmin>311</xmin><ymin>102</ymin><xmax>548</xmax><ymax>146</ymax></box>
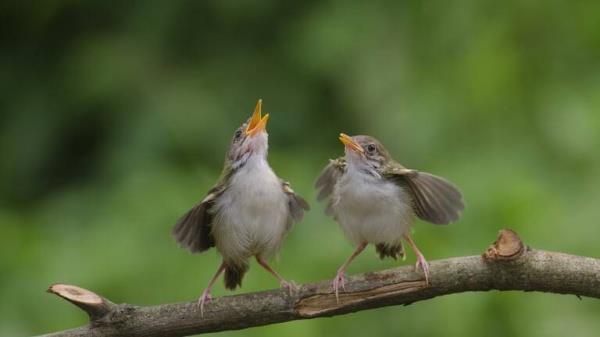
<box><xmin>315</xmin><ymin>133</ymin><xmax>464</xmax><ymax>299</ymax></box>
<box><xmin>172</xmin><ymin>100</ymin><xmax>309</xmax><ymax>315</ymax></box>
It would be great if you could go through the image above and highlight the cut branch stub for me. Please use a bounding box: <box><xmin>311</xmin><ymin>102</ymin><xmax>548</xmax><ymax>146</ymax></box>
<box><xmin>483</xmin><ymin>228</ymin><xmax>525</xmax><ymax>261</ymax></box>
<box><xmin>48</xmin><ymin>284</ymin><xmax>115</xmax><ymax>321</ymax></box>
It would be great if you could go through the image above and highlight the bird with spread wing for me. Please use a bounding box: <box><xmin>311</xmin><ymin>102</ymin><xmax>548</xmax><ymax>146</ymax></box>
<box><xmin>316</xmin><ymin>133</ymin><xmax>464</xmax><ymax>299</ymax></box>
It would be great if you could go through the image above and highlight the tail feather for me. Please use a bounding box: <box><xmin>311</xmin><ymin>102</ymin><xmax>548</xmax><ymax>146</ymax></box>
<box><xmin>376</xmin><ymin>243</ymin><xmax>405</xmax><ymax>260</ymax></box>
<box><xmin>224</xmin><ymin>261</ymin><xmax>249</xmax><ymax>290</ymax></box>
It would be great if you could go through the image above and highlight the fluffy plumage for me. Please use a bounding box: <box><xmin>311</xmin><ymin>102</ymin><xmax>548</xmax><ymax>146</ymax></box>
<box><xmin>211</xmin><ymin>152</ymin><xmax>294</xmax><ymax>266</ymax></box>
<box><xmin>331</xmin><ymin>162</ymin><xmax>414</xmax><ymax>246</ymax></box>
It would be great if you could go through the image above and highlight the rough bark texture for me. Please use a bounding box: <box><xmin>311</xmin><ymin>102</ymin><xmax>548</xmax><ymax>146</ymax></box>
<box><xmin>40</xmin><ymin>229</ymin><xmax>600</xmax><ymax>337</ymax></box>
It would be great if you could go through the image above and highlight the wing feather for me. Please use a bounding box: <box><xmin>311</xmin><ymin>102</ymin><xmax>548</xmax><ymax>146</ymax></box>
<box><xmin>388</xmin><ymin>168</ymin><xmax>464</xmax><ymax>225</ymax></box>
<box><xmin>171</xmin><ymin>188</ymin><xmax>221</xmax><ymax>253</ymax></box>
<box><xmin>315</xmin><ymin>158</ymin><xmax>346</xmax><ymax>201</ymax></box>
<box><xmin>315</xmin><ymin>158</ymin><xmax>346</xmax><ymax>216</ymax></box>
<box><xmin>282</xmin><ymin>181</ymin><xmax>310</xmax><ymax>230</ymax></box>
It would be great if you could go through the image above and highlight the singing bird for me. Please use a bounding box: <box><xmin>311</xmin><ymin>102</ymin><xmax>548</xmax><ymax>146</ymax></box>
<box><xmin>316</xmin><ymin>133</ymin><xmax>464</xmax><ymax>298</ymax></box>
<box><xmin>172</xmin><ymin>100</ymin><xmax>309</xmax><ymax>314</ymax></box>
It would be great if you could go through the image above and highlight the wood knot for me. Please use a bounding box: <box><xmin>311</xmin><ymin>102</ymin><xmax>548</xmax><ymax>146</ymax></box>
<box><xmin>483</xmin><ymin>229</ymin><xmax>525</xmax><ymax>261</ymax></box>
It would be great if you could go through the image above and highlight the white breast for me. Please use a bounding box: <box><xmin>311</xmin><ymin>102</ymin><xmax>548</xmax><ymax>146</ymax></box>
<box><xmin>212</xmin><ymin>156</ymin><xmax>289</xmax><ymax>262</ymax></box>
<box><xmin>332</xmin><ymin>167</ymin><xmax>413</xmax><ymax>246</ymax></box>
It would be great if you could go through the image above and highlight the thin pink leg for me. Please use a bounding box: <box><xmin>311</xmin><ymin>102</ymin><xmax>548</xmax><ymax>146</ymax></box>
<box><xmin>256</xmin><ymin>256</ymin><xmax>298</xmax><ymax>294</ymax></box>
<box><xmin>403</xmin><ymin>233</ymin><xmax>430</xmax><ymax>284</ymax></box>
<box><xmin>332</xmin><ymin>242</ymin><xmax>368</xmax><ymax>302</ymax></box>
<box><xmin>198</xmin><ymin>261</ymin><xmax>226</xmax><ymax>317</ymax></box>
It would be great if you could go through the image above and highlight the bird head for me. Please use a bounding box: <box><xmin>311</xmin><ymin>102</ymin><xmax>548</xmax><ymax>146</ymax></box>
<box><xmin>339</xmin><ymin>133</ymin><xmax>390</xmax><ymax>171</ymax></box>
<box><xmin>228</xmin><ymin>99</ymin><xmax>270</xmax><ymax>168</ymax></box>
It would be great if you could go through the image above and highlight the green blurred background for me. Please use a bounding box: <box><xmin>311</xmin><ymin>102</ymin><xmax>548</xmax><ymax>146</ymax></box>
<box><xmin>2</xmin><ymin>1</ymin><xmax>600</xmax><ymax>336</ymax></box>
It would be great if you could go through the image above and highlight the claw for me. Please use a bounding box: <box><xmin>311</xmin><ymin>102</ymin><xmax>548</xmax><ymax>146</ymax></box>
<box><xmin>329</xmin><ymin>242</ymin><xmax>367</xmax><ymax>303</ymax></box>
<box><xmin>281</xmin><ymin>280</ymin><xmax>300</xmax><ymax>295</ymax></box>
<box><xmin>415</xmin><ymin>253</ymin><xmax>430</xmax><ymax>284</ymax></box>
<box><xmin>331</xmin><ymin>271</ymin><xmax>347</xmax><ymax>302</ymax></box>
<box><xmin>197</xmin><ymin>289</ymin><xmax>212</xmax><ymax>318</ymax></box>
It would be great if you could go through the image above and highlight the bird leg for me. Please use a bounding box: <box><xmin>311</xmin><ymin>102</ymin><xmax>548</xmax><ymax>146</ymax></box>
<box><xmin>332</xmin><ymin>242</ymin><xmax>368</xmax><ymax>302</ymax></box>
<box><xmin>403</xmin><ymin>233</ymin><xmax>430</xmax><ymax>284</ymax></box>
<box><xmin>198</xmin><ymin>261</ymin><xmax>226</xmax><ymax>317</ymax></box>
<box><xmin>255</xmin><ymin>256</ymin><xmax>298</xmax><ymax>294</ymax></box>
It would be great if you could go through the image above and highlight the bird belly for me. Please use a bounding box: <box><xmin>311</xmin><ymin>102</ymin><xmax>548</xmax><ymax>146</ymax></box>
<box><xmin>333</xmin><ymin>174</ymin><xmax>413</xmax><ymax>246</ymax></box>
<box><xmin>212</xmin><ymin>160</ymin><xmax>288</xmax><ymax>262</ymax></box>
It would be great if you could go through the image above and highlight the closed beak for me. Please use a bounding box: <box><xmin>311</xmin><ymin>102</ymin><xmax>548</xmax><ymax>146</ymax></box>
<box><xmin>339</xmin><ymin>133</ymin><xmax>364</xmax><ymax>154</ymax></box>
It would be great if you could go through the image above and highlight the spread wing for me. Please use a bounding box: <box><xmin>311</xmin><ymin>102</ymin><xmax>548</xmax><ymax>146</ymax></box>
<box><xmin>281</xmin><ymin>181</ymin><xmax>310</xmax><ymax>231</ymax></box>
<box><xmin>384</xmin><ymin>163</ymin><xmax>465</xmax><ymax>225</ymax></box>
<box><xmin>171</xmin><ymin>185</ymin><xmax>224</xmax><ymax>253</ymax></box>
<box><xmin>315</xmin><ymin>158</ymin><xmax>346</xmax><ymax>215</ymax></box>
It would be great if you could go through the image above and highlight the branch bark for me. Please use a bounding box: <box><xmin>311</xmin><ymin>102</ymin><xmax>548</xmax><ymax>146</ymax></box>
<box><xmin>41</xmin><ymin>229</ymin><xmax>600</xmax><ymax>337</ymax></box>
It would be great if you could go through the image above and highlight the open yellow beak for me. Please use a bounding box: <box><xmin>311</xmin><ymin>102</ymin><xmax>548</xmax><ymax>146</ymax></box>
<box><xmin>246</xmin><ymin>99</ymin><xmax>269</xmax><ymax>136</ymax></box>
<box><xmin>339</xmin><ymin>133</ymin><xmax>364</xmax><ymax>154</ymax></box>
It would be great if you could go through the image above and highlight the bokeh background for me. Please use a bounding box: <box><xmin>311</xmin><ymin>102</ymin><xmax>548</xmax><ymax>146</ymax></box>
<box><xmin>2</xmin><ymin>1</ymin><xmax>600</xmax><ymax>336</ymax></box>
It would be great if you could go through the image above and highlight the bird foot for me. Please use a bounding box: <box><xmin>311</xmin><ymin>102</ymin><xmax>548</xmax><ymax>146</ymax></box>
<box><xmin>331</xmin><ymin>271</ymin><xmax>347</xmax><ymax>302</ymax></box>
<box><xmin>415</xmin><ymin>253</ymin><xmax>430</xmax><ymax>284</ymax></box>
<box><xmin>280</xmin><ymin>280</ymin><xmax>299</xmax><ymax>295</ymax></box>
<box><xmin>197</xmin><ymin>289</ymin><xmax>212</xmax><ymax>317</ymax></box>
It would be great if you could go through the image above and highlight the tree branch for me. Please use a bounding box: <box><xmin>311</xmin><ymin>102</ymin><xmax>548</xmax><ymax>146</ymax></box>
<box><xmin>41</xmin><ymin>229</ymin><xmax>600</xmax><ymax>337</ymax></box>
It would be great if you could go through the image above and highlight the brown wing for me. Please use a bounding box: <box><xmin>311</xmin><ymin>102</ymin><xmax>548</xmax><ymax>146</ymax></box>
<box><xmin>282</xmin><ymin>181</ymin><xmax>310</xmax><ymax>230</ymax></box>
<box><xmin>386</xmin><ymin>165</ymin><xmax>465</xmax><ymax>225</ymax></box>
<box><xmin>171</xmin><ymin>186</ymin><xmax>222</xmax><ymax>253</ymax></box>
<box><xmin>315</xmin><ymin>158</ymin><xmax>346</xmax><ymax>215</ymax></box>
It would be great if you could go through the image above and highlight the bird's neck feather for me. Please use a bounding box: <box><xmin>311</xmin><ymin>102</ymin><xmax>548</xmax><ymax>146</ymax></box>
<box><xmin>346</xmin><ymin>160</ymin><xmax>381</xmax><ymax>179</ymax></box>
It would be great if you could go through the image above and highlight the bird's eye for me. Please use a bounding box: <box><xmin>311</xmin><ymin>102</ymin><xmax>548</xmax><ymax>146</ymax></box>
<box><xmin>366</xmin><ymin>144</ymin><xmax>376</xmax><ymax>153</ymax></box>
<box><xmin>234</xmin><ymin>130</ymin><xmax>243</xmax><ymax>140</ymax></box>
